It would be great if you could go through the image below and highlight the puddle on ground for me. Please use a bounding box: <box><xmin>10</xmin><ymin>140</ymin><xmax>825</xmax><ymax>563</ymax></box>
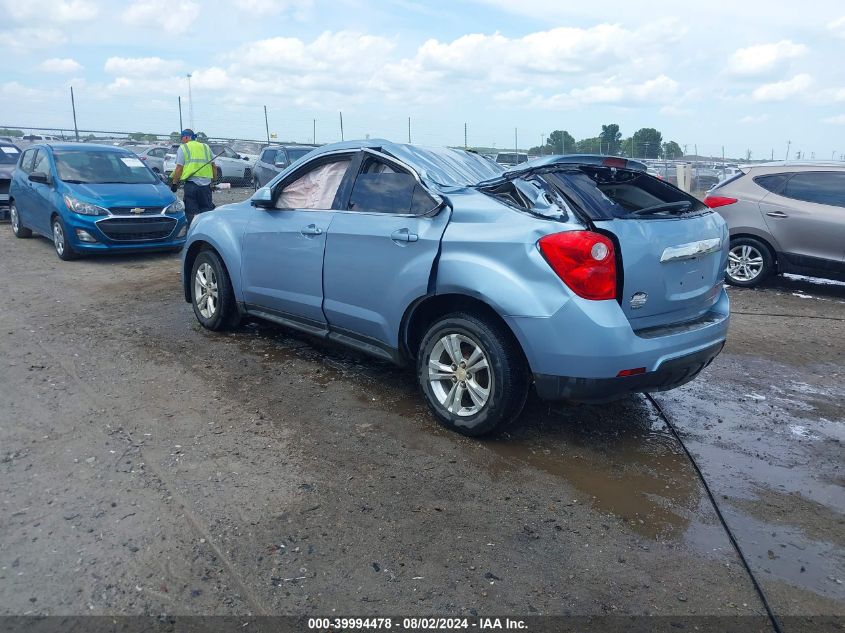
<box><xmin>478</xmin><ymin>397</ymin><xmax>705</xmax><ymax>541</ymax></box>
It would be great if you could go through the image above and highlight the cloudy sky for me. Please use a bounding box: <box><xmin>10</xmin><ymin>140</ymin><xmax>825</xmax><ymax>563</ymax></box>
<box><xmin>1</xmin><ymin>0</ymin><xmax>844</xmax><ymax>158</ymax></box>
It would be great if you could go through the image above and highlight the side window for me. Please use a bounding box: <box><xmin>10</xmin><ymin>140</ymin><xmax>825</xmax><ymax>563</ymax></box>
<box><xmin>347</xmin><ymin>158</ymin><xmax>437</xmax><ymax>215</ymax></box>
<box><xmin>223</xmin><ymin>147</ymin><xmax>238</xmax><ymax>159</ymax></box>
<box><xmin>275</xmin><ymin>150</ymin><xmax>288</xmax><ymax>166</ymax></box>
<box><xmin>275</xmin><ymin>158</ymin><xmax>350</xmax><ymax>210</ymax></box>
<box><xmin>151</xmin><ymin>148</ymin><xmax>165</xmax><ymax>158</ymax></box>
<box><xmin>32</xmin><ymin>150</ymin><xmax>51</xmax><ymax>176</ymax></box>
<box><xmin>261</xmin><ymin>149</ymin><xmax>276</xmax><ymax>163</ymax></box>
<box><xmin>754</xmin><ymin>173</ymin><xmax>790</xmax><ymax>194</ymax></box>
<box><xmin>781</xmin><ymin>172</ymin><xmax>845</xmax><ymax>207</ymax></box>
<box><xmin>19</xmin><ymin>149</ymin><xmax>36</xmax><ymax>173</ymax></box>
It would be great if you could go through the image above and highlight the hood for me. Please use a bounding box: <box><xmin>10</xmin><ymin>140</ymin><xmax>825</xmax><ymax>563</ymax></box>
<box><xmin>64</xmin><ymin>181</ymin><xmax>176</xmax><ymax>208</ymax></box>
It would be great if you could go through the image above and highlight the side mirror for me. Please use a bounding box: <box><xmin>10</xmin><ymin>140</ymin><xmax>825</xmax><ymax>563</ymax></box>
<box><xmin>251</xmin><ymin>186</ymin><xmax>273</xmax><ymax>209</ymax></box>
<box><xmin>242</xmin><ymin>156</ymin><xmax>249</xmax><ymax>161</ymax></box>
<box><xmin>274</xmin><ymin>162</ymin><xmax>286</xmax><ymax>169</ymax></box>
<box><xmin>29</xmin><ymin>172</ymin><xmax>50</xmax><ymax>185</ymax></box>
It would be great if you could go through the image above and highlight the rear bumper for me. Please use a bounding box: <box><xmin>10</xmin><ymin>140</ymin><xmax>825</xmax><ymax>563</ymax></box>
<box><xmin>533</xmin><ymin>340</ymin><xmax>724</xmax><ymax>402</ymax></box>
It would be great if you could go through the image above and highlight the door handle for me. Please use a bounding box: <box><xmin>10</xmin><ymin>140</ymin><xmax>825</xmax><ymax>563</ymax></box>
<box><xmin>765</xmin><ymin>211</ymin><xmax>788</xmax><ymax>218</ymax></box>
<box><xmin>300</xmin><ymin>224</ymin><xmax>323</xmax><ymax>236</ymax></box>
<box><xmin>390</xmin><ymin>228</ymin><xmax>418</xmax><ymax>243</ymax></box>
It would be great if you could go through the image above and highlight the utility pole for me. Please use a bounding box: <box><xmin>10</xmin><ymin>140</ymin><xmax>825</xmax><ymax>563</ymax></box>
<box><xmin>514</xmin><ymin>127</ymin><xmax>518</xmax><ymax>157</ymax></box>
<box><xmin>464</xmin><ymin>122</ymin><xmax>467</xmax><ymax>149</ymax></box>
<box><xmin>313</xmin><ymin>119</ymin><xmax>316</xmax><ymax>145</ymax></box>
<box><xmin>70</xmin><ymin>86</ymin><xmax>79</xmax><ymax>142</ymax></box>
<box><xmin>186</xmin><ymin>74</ymin><xmax>194</xmax><ymax>129</ymax></box>
<box><xmin>263</xmin><ymin>105</ymin><xmax>270</xmax><ymax>144</ymax></box>
<box><xmin>178</xmin><ymin>96</ymin><xmax>183</xmax><ymax>132</ymax></box>
<box><xmin>408</xmin><ymin>116</ymin><xmax>411</xmax><ymax>143</ymax></box>
<box><xmin>540</xmin><ymin>133</ymin><xmax>544</xmax><ymax>156</ymax></box>
<box><xmin>786</xmin><ymin>140</ymin><xmax>791</xmax><ymax>160</ymax></box>
<box><xmin>339</xmin><ymin>111</ymin><xmax>344</xmax><ymax>141</ymax></box>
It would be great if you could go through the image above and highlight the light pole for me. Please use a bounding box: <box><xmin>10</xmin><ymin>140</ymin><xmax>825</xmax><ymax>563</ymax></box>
<box><xmin>186</xmin><ymin>74</ymin><xmax>194</xmax><ymax>129</ymax></box>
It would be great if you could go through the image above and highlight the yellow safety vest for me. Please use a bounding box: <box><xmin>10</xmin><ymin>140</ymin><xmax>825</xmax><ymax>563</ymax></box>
<box><xmin>180</xmin><ymin>140</ymin><xmax>214</xmax><ymax>181</ymax></box>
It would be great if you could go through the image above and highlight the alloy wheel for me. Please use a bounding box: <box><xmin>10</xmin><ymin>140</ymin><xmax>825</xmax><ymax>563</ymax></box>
<box><xmin>10</xmin><ymin>205</ymin><xmax>19</xmax><ymax>233</ymax></box>
<box><xmin>53</xmin><ymin>221</ymin><xmax>65</xmax><ymax>256</ymax></box>
<box><xmin>194</xmin><ymin>262</ymin><xmax>219</xmax><ymax>319</ymax></box>
<box><xmin>727</xmin><ymin>244</ymin><xmax>763</xmax><ymax>282</ymax></box>
<box><xmin>427</xmin><ymin>333</ymin><xmax>491</xmax><ymax>416</ymax></box>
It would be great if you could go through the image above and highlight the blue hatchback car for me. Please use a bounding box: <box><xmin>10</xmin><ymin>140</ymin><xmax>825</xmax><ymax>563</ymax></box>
<box><xmin>9</xmin><ymin>143</ymin><xmax>187</xmax><ymax>260</ymax></box>
<box><xmin>182</xmin><ymin>140</ymin><xmax>729</xmax><ymax>436</ymax></box>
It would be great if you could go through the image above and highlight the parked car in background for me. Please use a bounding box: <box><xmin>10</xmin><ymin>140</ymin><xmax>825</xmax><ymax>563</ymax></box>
<box><xmin>9</xmin><ymin>143</ymin><xmax>187</xmax><ymax>260</ymax></box>
<box><xmin>230</xmin><ymin>140</ymin><xmax>265</xmax><ymax>166</ymax></box>
<box><xmin>705</xmin><ymin>162</ymin><xmax>845</xmax><ymax>286</ymax></box>
<box><xmin>21</xmin><ymin>134</ymin><xmax>62</xmax><ymax>142</ymax></box>
<box><xmin>494</xmin><ymin>151</ymin><xmax>529</xmax><ymax>167</ymax></box>
<box><xmin>252</xmin><ymin>144</ymin><xmax>317</xmax><ymax>188</ymax></box>
<box><xmin>130</xmin><ymin>145</ymin><xmax>169</xmax><ymax>175</ymax></box>
<box><xmin>0</xmin><ymin>141</ymin><xmax>22</xmax><ymax>220</ymax></box>
<box><xmin>182</xmin><ymin>142</ymin><xmax>729</xmax><ymax>436</ymax></box>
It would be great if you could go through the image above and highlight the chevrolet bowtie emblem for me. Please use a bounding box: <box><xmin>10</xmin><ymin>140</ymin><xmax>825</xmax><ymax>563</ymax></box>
<box><xmin>130</xmin><ymin>207</ymin><xmax>144</xmax><ymax>215</ymax></box>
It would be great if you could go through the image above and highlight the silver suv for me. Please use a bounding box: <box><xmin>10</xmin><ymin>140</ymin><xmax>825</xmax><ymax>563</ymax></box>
<box><xmin>705</xmin><ymin>163</ymin><xmax>845</xmax><ymax>287</ymax></box>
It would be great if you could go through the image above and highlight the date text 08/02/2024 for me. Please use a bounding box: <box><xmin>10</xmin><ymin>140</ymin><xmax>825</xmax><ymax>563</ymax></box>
<box><xmin>307</xmin><ymin>617</ymin><xmax>528</xmax><ymax>630</ymax></box>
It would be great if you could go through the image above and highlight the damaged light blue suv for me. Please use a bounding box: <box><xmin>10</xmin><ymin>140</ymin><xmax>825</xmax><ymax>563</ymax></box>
<box><xmin>182</xmin><ymin>140</ymin><xmax>729</xmax><ymax>436</ymax></box>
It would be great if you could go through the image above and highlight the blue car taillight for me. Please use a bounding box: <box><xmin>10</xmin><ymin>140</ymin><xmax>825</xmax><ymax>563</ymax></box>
<box><xmin>538</xmin><ymin>231</ymin><xmax>617</xmax><ymax>301</ymax></box>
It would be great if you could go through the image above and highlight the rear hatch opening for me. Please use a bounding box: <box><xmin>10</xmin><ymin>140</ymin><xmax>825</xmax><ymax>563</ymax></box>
<box><xmin>478</xmin><ymin>162</ymin><xmax>728</xmax><ymax>329</ymax></box>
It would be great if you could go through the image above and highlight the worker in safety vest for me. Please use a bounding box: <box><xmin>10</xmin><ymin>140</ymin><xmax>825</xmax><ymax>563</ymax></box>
<box><xmin>170</xmin><ymin>129</ymin><xmax>216</xmax><ymax>224</ymax></box>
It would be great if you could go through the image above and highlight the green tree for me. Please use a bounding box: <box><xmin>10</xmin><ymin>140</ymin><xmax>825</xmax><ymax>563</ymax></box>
<box><xmin>632</xmin><ymin>128</ymin><xmax>663</xmax><ymax>159</ymax></box>
<box><xmin>546</xmin><ymin>130</ymin><xmax>576</xmax><ymax>154</ymax></box>
<box><xmin>169</xmin><ymin>131</ymin><xmax>181</xmax><ymax>141</ymax></box>
<box><xmin>0</xmin><ymin>127</ymin><xmax>24</xmax><ymax>137</ymax></box>
<box><xmin>575</xmin><ymin>136</ymin><xmax>602</xmax><ymax>153</ymax></box>
<box><xmin>600</xmin><ymin>123</ymin><xmax>622</xmax><ymax>154</ymax></box>
<box><xmin>662</xmin><ymin>141</ymin><xmax>682</xmax><ymax>159</ymax></box>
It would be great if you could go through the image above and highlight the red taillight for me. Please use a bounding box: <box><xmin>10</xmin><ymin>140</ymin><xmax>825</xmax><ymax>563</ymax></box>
<box><xmin>538</xmin><ymin>231</ymin><xmax>617</xmax><ymax>301</ymax></box>
<box><xmin>602</xmin><ymin>157</ymin><xmax>628</xmax><ymax>168</ymax></box>
<box><xmin>617</xmin><ymin>367</ymin><xmax>646</xmax><ymax>377</ymax></box>
<box><xmin>703</xmin><ymin>195</ymin><xmax>737</xmax><ymax>209</ymax></box>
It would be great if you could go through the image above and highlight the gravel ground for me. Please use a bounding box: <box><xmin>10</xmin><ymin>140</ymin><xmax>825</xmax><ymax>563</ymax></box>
<box><xmin>0</xmin><ymin>205</ymin><xmax>842</xmax><ymax>622</ymax></box>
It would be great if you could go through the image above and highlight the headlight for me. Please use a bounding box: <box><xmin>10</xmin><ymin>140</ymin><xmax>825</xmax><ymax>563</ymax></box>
<box><xmin>64</xmin><ymin>195</ymin><xmax>108</xmax><ymax>216</ymax></box>
<box><xmin>164</xmin><ymin>200</ymin><xmax>185</xmax><ymax>214</ymax></box>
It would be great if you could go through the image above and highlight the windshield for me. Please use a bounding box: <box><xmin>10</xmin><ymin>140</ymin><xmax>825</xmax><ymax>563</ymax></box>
<box><xmin>0</xmin><ymin>146</ymin><xmax>21</xmax><ymax>164</ymax></box>
<box><xmin>232</xmin><ymin>141</ymin><xmax>263</xmax><ymax>155</ymax></box>
<box><xmin>53</xmin><ymin>149</ymin><xmax>159</xmax><ymax>184</ymax></box>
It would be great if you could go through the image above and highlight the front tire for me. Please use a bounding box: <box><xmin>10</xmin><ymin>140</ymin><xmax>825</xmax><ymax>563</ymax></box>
<box><xmin>52</xmin><ymin>216</ymin><xmax>78</xmax><ymax>260</ymax></box>
<box><xmin>10</xmin><ymin>202</ymin><xmax>32</xmax><ymax>238</ymax></box>
<box><xmin>417</xmin><ymin>312</ymin><xmax>529</xmax><ymax>436</ymax></box>
<box><xmin>726</xmin><ymin>237</ymin><xmax>773</xmax><ymax>287</ymax></box>
<box><xmin>191</xmin><ymin>249</ymin><xmax>241</xmax><ymax>331</ymax></box>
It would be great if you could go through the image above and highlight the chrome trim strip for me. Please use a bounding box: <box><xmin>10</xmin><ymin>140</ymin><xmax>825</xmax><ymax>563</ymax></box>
<box><xmin>660</xmin><ymin>238</ymin><xmax>722</xmax><ymax>263</ymax></box>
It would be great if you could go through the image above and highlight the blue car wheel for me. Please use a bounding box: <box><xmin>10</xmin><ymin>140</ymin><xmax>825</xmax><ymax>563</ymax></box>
<box><xmin>417</xmin><ymin>312</ymin><xmax>529</xmax><ymax>437</ymax></box>
<box><xmin>190</xmin><ymin>249</ymin><xmax>241</xmax><ymax>331</ymax></box>
<box><xmin>10</xmin><ymin>202</ymin><xmax>32</xmax><ymax>239</ymax></box>
<box><xmin>51</xmin><ymin>216</ymin><xmax>78</xmax><ymax>261</ymax></box>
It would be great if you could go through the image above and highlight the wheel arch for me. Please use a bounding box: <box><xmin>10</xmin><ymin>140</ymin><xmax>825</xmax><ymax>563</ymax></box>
<box><xmin>183</xmin><ymin>240</ymin><xmax>230</xmax><ymax>303</ymax></box>
<box><xmin>729</xmin><ymin>231</ymin><xmax>779</xmax><ymax>264</ymax></box>
<box><xmin>400</xmin><ymin>293</ymin><xmax>527</xmax><ymax>365</ymax></box>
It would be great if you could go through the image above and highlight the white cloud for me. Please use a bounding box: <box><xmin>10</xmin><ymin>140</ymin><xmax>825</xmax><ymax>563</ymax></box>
<box><xmin>751</xmin><ymin>74</ymin><xmax>813</xmax><ymax>102</ymax></box>
<box><xmin>1</xmin><ymin>0</ymin><xmax>97</xmax><ymax>22</ymax></box>
<box><xmin>739</xmin><ymin>114</ymin><xmax>769</xmax><ymax>124</ymax></box>
<box><xmin>822</xmin><ymin>114</ymin><xmax>845</xmax><ymax>124</ymax></box>
<box><xmin>829</xmin><ymin>16</ymin><xmax>845</xmax><ymax>39</ymax></box>
<box><xmin>38</xmin><ymin>58</ymin><xmax>83</xmax><ymax>73</ymax></box>
<box><xmin>122</xmin><ymin>0</ymin><xmax>199</xmax><ymax>35</ymax></box>
<box><xmin>728</xmin><ymin>40</ymin><xmax>807</xmax><ymax>77</ymax></box>
<box><xmin>237</xmin><ymin>0</ymin><xmax>313</xmax><ymax>16</ymax></box>
<box><xmin>504</xmin><ymin>75</ymin><xmax>680</xmax><ymax>111</ymax></box>
<box><xmin>105</xmin><ymin>56</ymin><xmax>183</xmax><ymax>77</ymax></box>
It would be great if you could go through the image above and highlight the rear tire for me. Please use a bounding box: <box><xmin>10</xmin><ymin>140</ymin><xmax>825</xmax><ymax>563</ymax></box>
<box><xmin>52</xmin><ymin>216</ymin><xmax>78</xmax><ymax>261</ymax></box>
<box><xmin>725</xmin><ymin>237</ymin><xmax>773</xmax><ymax>288</ymax></box>
<box><xmin>190</xmin><ymin>249</ymin><xmax>241</xmax><ymax>331</ymax></box>
<box><xmin>417</xmin><ymin>312</ymin><xmax>529</xmax><ymax>436</ymax></box>
<box><xmin>10</xmin><ymin>202</ymin><xmax>32</xmax><ymax>238</ymax></box>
